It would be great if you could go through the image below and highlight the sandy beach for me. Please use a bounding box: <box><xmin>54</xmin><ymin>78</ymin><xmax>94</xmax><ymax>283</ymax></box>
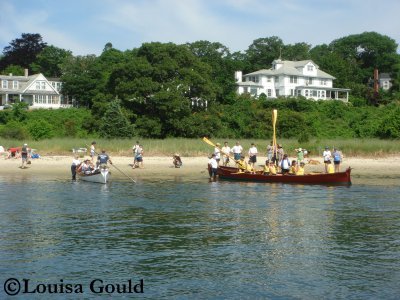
<box><xmin>1</xmin><ymin>154</ymin><xmax>400</xmax><ymax>185</ymax></box>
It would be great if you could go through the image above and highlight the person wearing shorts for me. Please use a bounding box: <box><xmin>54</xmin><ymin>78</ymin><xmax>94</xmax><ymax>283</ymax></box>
<box><xmin>248</xmin><ymin>143</ymin><xmax>258</xmax><ymax>168</ymax></box>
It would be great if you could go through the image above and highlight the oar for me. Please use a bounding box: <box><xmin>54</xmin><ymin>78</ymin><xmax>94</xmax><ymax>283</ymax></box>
<box><xmin>86</xmin><ymin>144</ymin><xmax>136</xmax><ymax>183</ymax></box>
<box><xmin>272</xmin><ymin>109</ymin><xmax>278</xmax><ymax>159</ymax></box>
<box><xmin>202</xmin><ymin>137</ymin><xmax>236</xmax><ymax>162</ymax></box>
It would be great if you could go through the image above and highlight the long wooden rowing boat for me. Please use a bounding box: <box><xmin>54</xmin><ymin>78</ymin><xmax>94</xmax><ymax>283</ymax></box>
<box><xmin>217</xmin><ymin>166</ymin><xmax>352</xmax><ymax>185</ymax></box>
<box><xmin>78</xmin><ymin>168</ymin><xmax>110</xmax><ymax>184</ymax></box>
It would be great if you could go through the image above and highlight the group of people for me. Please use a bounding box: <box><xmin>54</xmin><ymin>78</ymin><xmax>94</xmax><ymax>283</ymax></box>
<box><xmin>71</xmin><ymin>142</ymin><xmax>112</xmax><ymax>180</ymax></box>
<box><xmin>208</xmin><ymin>140</ymin><xmax>344</xmax><ymax>180</ymax></box>
<box><xmin>323</xmin><ymin>146</ymin><xmax>343</xmax><ymax>173</ymax></box>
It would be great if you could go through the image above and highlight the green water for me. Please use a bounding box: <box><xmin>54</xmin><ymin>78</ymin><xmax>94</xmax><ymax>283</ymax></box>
<box><xmin>0</xmin><ymin>175</ymin><xmax>399</xmax><ymax>299</ymax></box>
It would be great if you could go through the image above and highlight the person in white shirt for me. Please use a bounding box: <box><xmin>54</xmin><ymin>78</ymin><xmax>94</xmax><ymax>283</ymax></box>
<box><xmin>248</xmin><ymin>143</ymin><xmax>258</xmax><ymax>168</ymax></box>
<box><xmin>208</xmin><ymin>154</ymin><xmax>218</xmax><ymax>181</ymax></box>
<box><xmin>71</xmin><ymin>156</ymin><xmax>81</xmax><ymax>180</ymax></box>
<box><xmin>214</xmin><ymin>143</ymin><xmax>221</xmax><ymax>165</ymax></box>
<box><xmin>231</xmin><ymin>141</ymin><xmax>243</xmax><ymax>161</ymax></box>
<box><xmin>221</xmin><ymin>142</ymin><xmax>231</xmax><ymax>166</ymax></box>
<box><xmin>323</xmin><ymin>146</ymin><xmax>332</xmax><ymax>173</ymax></box>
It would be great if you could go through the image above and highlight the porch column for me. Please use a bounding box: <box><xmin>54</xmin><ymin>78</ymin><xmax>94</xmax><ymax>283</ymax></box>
<box><xmin>5</xmin><ymin>93</ymin><xmax>8</xmax><ymax>104</ymax></box>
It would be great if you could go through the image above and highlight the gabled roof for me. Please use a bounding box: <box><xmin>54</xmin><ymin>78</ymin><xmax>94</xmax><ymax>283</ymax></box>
<box><xmin>244</xmin><ymin>59</ymin><xmax>335</xmax><ymax>79</ymax></box>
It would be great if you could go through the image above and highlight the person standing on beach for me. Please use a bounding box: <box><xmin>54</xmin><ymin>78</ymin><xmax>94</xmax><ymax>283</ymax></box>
<box><xmin>20</xmin><ymin>143</ymin><xmax>29</xmax><ymax>169</ymax></box>
<box><xmin>323</xmin><ymin>146</ymin><xmax>332</xmax><ymax>173</ymax></box>
<box><xmin>71</xmin><ymin>155</ymin><xmax>81</xmax><ymax>180</ymax></box>
<box><xmin>248</xmin><ymin>143</ymin><xmax>258</xmax><ymax>168</ymax></box>
<box><xmin>132</xmin><ymin>141</ymin><xmax>140</xmax><ymax>167</ymax></box>
<box><xmin>332</xmin><ymin>148</ymin><xmax>343</xmax><ymax>173</ymax></box>
<box><xmin>208</xmin><ymin>153</ymin><xmax>218</xmax><ymax>181</ymax></box>
<box><xmin>267</xmin><ymin>141</ymin><xmax>274</xmax><ymax>162</ymax></box>
<box><xmin>231</xmin><ymin>141</ymin><xmax>243</xmax><ymax>161</ymax></box>
<box><xmin>133</xmin><ymin>145</ymin><xmax>144</xmax><ymax>169</ymax></box>
<box><xmin>221</xmin><ymin>142</ymin><xmax>231</xmax><ymax>166</ymax></box>
<box><xmin>90</xmin><ymin>141</ymin><xmax>96</xmax><ymax>162</ymax></box>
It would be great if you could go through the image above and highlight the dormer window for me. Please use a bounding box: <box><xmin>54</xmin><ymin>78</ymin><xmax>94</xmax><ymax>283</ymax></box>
<box><xmin>307</xmin><ymin>65</ymin><xmax>314</xmax><ymax>71</ymax></box>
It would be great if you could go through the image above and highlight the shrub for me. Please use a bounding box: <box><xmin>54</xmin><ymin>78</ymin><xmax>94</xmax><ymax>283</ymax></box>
<box><xmin>27</xmin><ymin>119</ymin><xmax>55</xmax><ymax>140</ymax></box>
<box><xmin>0</xmin><ymin>120</ymin><xmax>29</xmax><ymax>140</ymax></box>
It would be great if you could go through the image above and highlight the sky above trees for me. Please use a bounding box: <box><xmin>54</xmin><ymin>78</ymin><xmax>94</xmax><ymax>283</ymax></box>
<box><xmin>1</xmin><ymin>0</ymin><xmax>399</xmax><ymax>56</ymax></box>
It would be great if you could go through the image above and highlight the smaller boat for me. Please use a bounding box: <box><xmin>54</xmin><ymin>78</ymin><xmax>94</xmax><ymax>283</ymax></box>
<box><xmin>217</xmin><ymin>166</ymin><xmax>351</xmax><ymax>185</ymax></box>
<box><xmin>78</xmin><ymin>168</ymin><xmax>110</xmax><ymax>184</ymax></box>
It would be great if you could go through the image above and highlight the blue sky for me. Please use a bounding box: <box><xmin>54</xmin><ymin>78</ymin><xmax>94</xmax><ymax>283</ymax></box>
<box><xmin>1</xmin><ymin>0</ymin><xmax>399</xmax><ymax>56</ymax></box>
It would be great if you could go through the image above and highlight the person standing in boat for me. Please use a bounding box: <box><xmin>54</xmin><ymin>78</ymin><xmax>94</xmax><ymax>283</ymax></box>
<box><xmin>280</xmin><ymin>154</ymin><xmax>291</xmax><ymax>175</ymax></box>
<box><xmin>71</xmin><ymin>155</ymin><xmax>81</xmax><ymax>180</ymax></box>
<box><xmin>97</xmin><ymin>150</ymin><xmax>112</xmax><ymax>169</ymax></box>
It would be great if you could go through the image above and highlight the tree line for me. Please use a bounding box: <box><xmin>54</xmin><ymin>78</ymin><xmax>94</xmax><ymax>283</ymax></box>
<box><xmin>0</xmin><ymin>32</ymin><xmax>399</xmax><ymax>140</ymax></box>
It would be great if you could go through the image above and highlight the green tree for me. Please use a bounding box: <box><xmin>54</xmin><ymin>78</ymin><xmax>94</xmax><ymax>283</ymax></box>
<box><xmin>0</xmin><ymin>33</ymin><xmax>47</xmax><ymax>72</ymax></box>
<box><xmin>99</xmin><ymin>99</ymin><xmax>133</xmax><ymax>138</ymax></box>
<box><xmin>245</xmin><ymin>36</ymin><xmax>284</xmax><ymax>72</ymax></box>
<box><xmin>108</xmin><ymin>42</ymin><xmax>217</xmax><ymax>137</ymax></box>
<box><xmin>30</xmin><ymin>45</ymin><xmax>73</xmax><ymax>77</ymax></box>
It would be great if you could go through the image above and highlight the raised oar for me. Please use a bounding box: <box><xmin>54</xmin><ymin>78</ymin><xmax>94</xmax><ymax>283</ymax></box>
<box><xmin>202</xmin><ymin>137</ymin><xmax>236</xmax><ymax>161</ymax></box>
<box><xmin>86</xmin><ymin>144</ymin><xmax>136</xmax><ymax>183</ymax></box>
<box><xmin>272</xmin><ymin>109</ymin><xmax>278</xmax><ymax>159</ymax></box>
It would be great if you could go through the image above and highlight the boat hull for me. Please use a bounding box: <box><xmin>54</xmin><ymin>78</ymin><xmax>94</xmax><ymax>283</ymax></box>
<box><xmin>78</xmin><ymin>169</ymin><xmax>110</xmax><ymax>184</ymax></box>
<box><xmin>217</xmin><ymin>166</ymin><xmax>351</xmax><ymax>185</ymax></box>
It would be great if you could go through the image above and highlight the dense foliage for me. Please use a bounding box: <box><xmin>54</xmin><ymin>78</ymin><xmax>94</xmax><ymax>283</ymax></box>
<box><xmin>0</xmin><ymin>32</ymin><xmax>400</xmax><ymax>140</ymax></box>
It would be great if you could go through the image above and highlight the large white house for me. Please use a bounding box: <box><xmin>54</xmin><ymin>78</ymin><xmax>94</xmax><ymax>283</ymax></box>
<box><xmin>235</xmin><ymin>59</ymin><xmax>350</xmax><ymax>101</ymax></box>
<box><xmin>0</xmin><ymin>69</ymin><xmax>73</xmax><ymax>109</ymax></box>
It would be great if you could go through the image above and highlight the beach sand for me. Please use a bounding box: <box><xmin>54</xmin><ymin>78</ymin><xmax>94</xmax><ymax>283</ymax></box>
<box><xmin>1</xmin><ymin>155</ymin><xmax>399</xmax><ymax>185</ymax></box>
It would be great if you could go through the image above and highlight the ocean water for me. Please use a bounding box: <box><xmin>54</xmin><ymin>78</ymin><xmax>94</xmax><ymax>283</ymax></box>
<box><xmin>0</xmin><ymin>174</ymin><xmax>399</xmax><ymax>299</ymax></box>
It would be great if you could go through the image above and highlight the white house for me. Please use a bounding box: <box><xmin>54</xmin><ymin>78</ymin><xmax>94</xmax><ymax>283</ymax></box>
<box><xmin>235</xmin><ymin>59</ymin><xmax>350</xmax><ymax>101</ymax></box>
<box><xmin>0</xmin><ymin>69</ymin><xmax>73</xmax><ymax>109</ymax></box>
<box><xmin>379</xmin><ymin>73</ymin><xmax>392</xmax><ymax>91</ymax></box>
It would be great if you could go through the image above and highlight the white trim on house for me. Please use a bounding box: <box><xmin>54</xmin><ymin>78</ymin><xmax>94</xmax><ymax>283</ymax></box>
<box><xmin>0</xmin><ymin>70</ymin><xmax>73</xmax><ymax>109</ymax></box>
<box><xmin>236</xmin><ymin>59</ymin><xmax>350</xmax><ymax>101</ymax></box>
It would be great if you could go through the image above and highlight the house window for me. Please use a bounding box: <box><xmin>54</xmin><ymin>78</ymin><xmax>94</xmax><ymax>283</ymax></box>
<box><xmin>321</xmin><ymin>91</ymin><xmax>325</xmax><ymax>98</ymax></box>
<box><xmin>41</xmin><ymin>82</ymin><xmax>46</xmax><ymax>90</ymax></box>
<box><xmin>320</xmin><ymin>79</ymin><xmax>327</xmax><ymax>86</ymax></box>
<box><xmin>297</xmin><ymin>90</ymin><xmax>302</xmax><ymax>96</ymax></box>
<box><xmin>307</xmin><ymin>77</ymin><xmax>313</xmax><ymax>85</ymax></box>
<box><xmin>244</xmin><ymin>87</ymin><xmax>249</xmax><ymax>93</ymax></box>
<box><xmin>13</xmin><ymin>81</ymin><xmax>19</xmax><ymax>89</ymax></box>
<box><xmin>290</xmin><ymin>89</ymin><xmax>295</xmax><ymax>96</ymax></box>
<box><xmin>250</xmin><ymin>88</ymin><xmax>257</xmax><ymax>95</ymax></box>
<box><xmin>312</xmin><ymin>90</ymin><xmax>318</xmax><ymax>97</ymax></box>
<box><xmin>307</xmin><ymin>65</ymin><xmax>314</xmax><ymax>71</ymax></box>
<box><xmin>267</xmin><ymin>89</ymin><xmax>272</xmax><ymax>97</ymax></box>
<box><xmin>305</xmin><ymin>90</ymin><xmax>309</xmax><ymax>97</ymax></box>
<box><xmin>275</xmin><ymin>89</ymin><xmax>280</xmax><ymax>97</ymax></box>
<box><xmin>267</xmin><ymin>76</ymin><xmax>271</xmax><ymax>82</ymax></box>
<box><xmin>290</xmin><ymin>76</ymin><xmax>297</xmax><ymax>84</ymax></box>
<box><xmin>2</xmin><ymin>80</ymin><xmax>8</xmax><ymax>89</ymax></box>
<box><xmin>36</xmin><ymin>82</ymin><xmax>40</xmax><ymax>89</ymax></box>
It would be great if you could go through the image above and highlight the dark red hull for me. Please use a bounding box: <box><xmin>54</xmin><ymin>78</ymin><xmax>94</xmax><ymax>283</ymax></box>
<box><xmin>217</xmin><ymin>166</ymin><xmax>352</xmax><ymax>185</ymax></box>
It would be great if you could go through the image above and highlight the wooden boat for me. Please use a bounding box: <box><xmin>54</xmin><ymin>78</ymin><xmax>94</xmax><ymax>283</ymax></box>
<box><xmin>217</xmin><ymin>166</ymin><xmax>351</xmax><ymax>185</ymax></box>
<box><xmin>78</xmin><ymin>168</ymin><xmax>110</xmax><ymax>184</ymax></box>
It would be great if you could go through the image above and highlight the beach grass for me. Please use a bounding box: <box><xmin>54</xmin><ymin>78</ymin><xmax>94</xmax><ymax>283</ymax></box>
<box><xmin>1</xmin><ymin>137</ymin><xmax>399</xmax><ymax>157</ymax></box>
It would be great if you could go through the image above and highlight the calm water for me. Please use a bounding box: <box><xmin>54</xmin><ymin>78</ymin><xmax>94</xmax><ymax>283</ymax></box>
<box><xmin>0</xmin><ymin>174</ymin><xmax>399</xmax><ymax>299</ymax></box>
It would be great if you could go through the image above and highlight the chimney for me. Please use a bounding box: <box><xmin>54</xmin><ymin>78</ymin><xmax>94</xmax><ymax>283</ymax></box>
<box><xmin>235</xmin><ymin>71</ymin><xmax>242</xmax><ymax>83</ymax></box>
<box><xmin>374</xmin><ymin>68</ymin><xmax>379</xmax><ymax>93</ymax></box>
<box><xmin>24</xmin><ymin>69</ymin><xmax>29</xmax><ymax>77</ymax></box>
